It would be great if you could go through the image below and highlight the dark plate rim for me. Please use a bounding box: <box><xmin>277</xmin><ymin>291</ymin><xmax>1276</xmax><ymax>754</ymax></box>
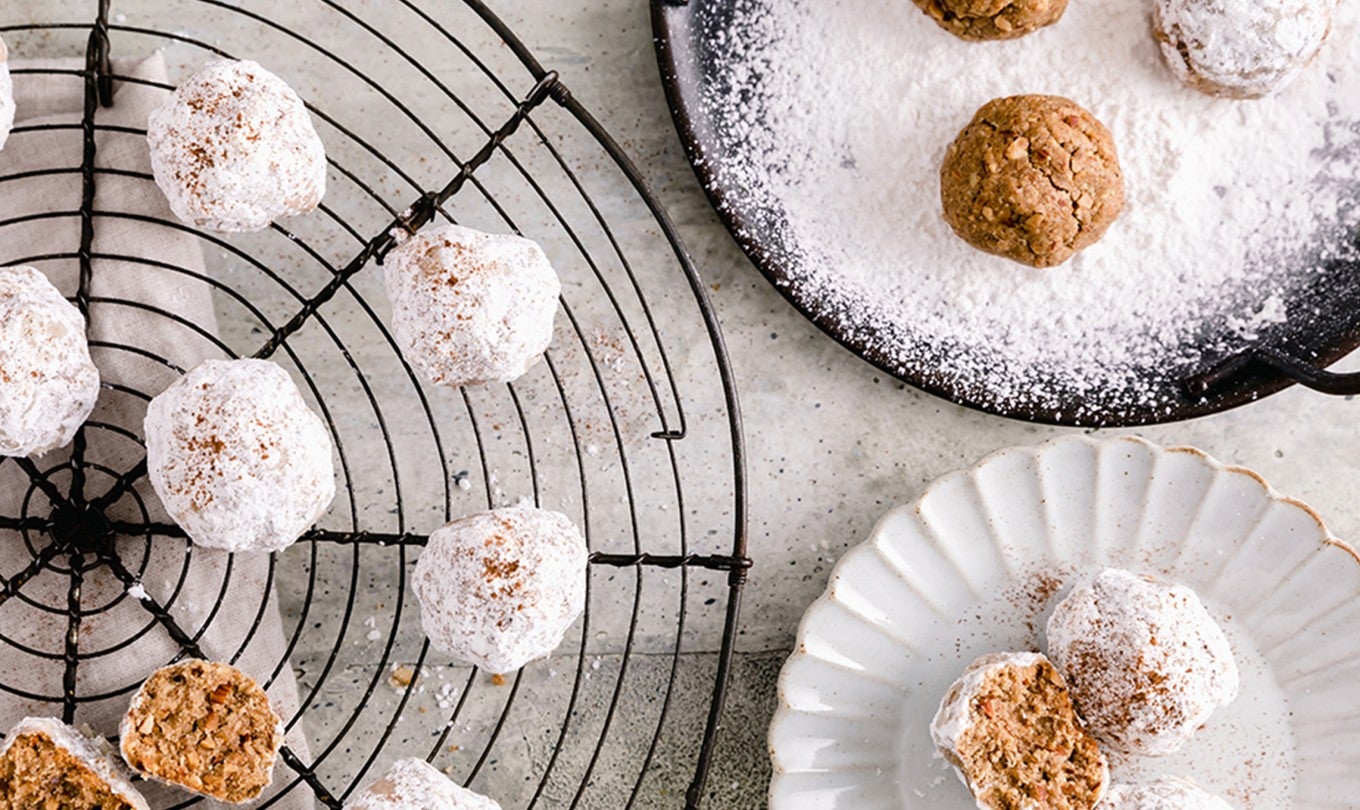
<box><xmin>650</xmin><ymin>0</ymin><xmax>1360</xmax><ymax>428</ymax></box>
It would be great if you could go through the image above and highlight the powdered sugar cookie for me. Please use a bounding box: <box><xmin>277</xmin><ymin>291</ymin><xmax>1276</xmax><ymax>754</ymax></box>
<box><xmin>0</xmin><ymin>35</ymin><xmax>15</xmax><ymax>150</ymax></box>
<box><xmin>1047</xmin><ymin>569</ymin><xmax>1239</xmax><ymax>756</ymax></box>
<box><xmin>346</xmin><ymin>758</ymin><xmax>501</xmax><ymax>810</ymax></box>
<box><xmin>1154</xmin><ymin>0</ymin><xmax>1335</xmax><ymax>98</ymax></box>
<box><xmin>147</xmin><ymin>59</ymin><xmax>325</xmax><ymax>232</ymax></box>
<box><xmin>384</xmin><ymin>224</ymin><xmax>560</xmax><ymax>388</ymax></box>
<box><xmin>0</xmin><ymin>717</ymin><xmax>149</xmax><ymax>810</ymax></box>
<box><xmin>0</xmin><ymin>265</ymin><xmax>100</xmax><ymax>457</ymax></box>
<box><xmin>120</xmin><ymin>660</ymin><xmax>283</xmax><ymax>805</ymax></box>
<box><xmin>145</xmin><ymin>358</ymin><xmax>335</xmax><ymax>552</ymax></box>
<box><xmin>413</xmin><ymin>507</ymin><xmax>587</xmax><ymax>673</ymax></box>
<box><xmin>931</xmin><ymin>651</ymin><xmax>1108</xmax><ymax>810</ymax></box>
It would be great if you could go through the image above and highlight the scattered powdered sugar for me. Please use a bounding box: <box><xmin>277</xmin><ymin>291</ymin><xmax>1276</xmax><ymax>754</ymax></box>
<box><xmin>698</xmin><ymin>0</ymin><xmax>1360</xmax><ymax>420</ymax></box>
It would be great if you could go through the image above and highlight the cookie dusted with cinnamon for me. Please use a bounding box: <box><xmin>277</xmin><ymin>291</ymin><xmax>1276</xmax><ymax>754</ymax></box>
<box><xmin>383</xmin><ymin>224</ymin><xmax>561</xmax><ymax>389</ymax></box>
<box><xmin>1046</xmin><ymin>569</ymin><xmax>1239</xmax><ymax>756</ymax></box>
<box><xmin>931</xmin><ymin>652</ymin><xmax>1108</xmax><ymax>809</ymax></box>
<box><xmin>1104</xmin><ymin>777</ymin><xmax>1234</xmax><ymax>809</ymax></box>
<box><xmin>346</xmin><ymin>758</ymin><xmax>502</xmax><ymax>810</ymax></box>
<box><xmin>413</xmin><ymin>507</ymin><xmax>588</xmax><ymax>673</ymax></box>
<box><xmin>147</xmin><ymin>59</ymin><xmax>325</xmax><ymax>232</ymax></box>
<box><xmin>940</xmin><ymin>95</ymin><xmax>1124</xmax><ymax>267</ymax></box>
<box><xmin>144</xmin><ymin>358</ymin><xmax>335</xmax><ymax>553</ymax></box>
<box><xmin>0</xmin><ymin>717</ymin><xmax>149</xmax><ymax>810</ymax></box>
<box><xmin>120</xmin><ymin>660</ymin><xmax>284</xmax><ymax>804</ymax></box>
<box><xmin>914</xmin><ymin>0</ymin><xmax>1067</xmax><ymax>41</ymax></box>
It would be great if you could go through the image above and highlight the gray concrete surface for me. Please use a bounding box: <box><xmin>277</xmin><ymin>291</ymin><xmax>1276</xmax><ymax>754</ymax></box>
<box><xmin>3</xmin><ymin>1</ymin><xmax>1360</xmax><ymax>808</ymax></box>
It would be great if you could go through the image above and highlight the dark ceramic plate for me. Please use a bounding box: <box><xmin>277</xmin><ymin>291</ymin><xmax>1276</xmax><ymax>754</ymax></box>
<box><xmin>651</xmin><ymin>0</ymin><xmax>1360</xmax><ymax>427</ymax></box>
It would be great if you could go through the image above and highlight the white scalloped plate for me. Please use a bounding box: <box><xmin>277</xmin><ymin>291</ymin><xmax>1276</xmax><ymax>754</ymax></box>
<box><xmin>769</xmin><ymin>435</ymin><xmax>1360</xmax><ymax>809</ymax></box>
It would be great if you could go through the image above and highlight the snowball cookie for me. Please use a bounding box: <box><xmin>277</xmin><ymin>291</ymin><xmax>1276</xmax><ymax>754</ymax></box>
<box><xmin>941</xmin><ymin>95</ymin><xmax>1124</xmax><ymax>268</ymax></box>
<box><xmin>121</xmin><ymin>660</ymin><xmax>284</xmax><ymax>804</ymax></box>
<box><xmin>1104</xmin><ymin>777</ymin><xmax>1234</xmax><ymax>809</ymax></box>
<box><xmin>1154</xmin><ymin>0</ymin><xmax>1334</xmax><ymax>99</ymax></box>
<box><xmin>1046</xmin><ymin>569</ymin><xmax>1239</xmax><ymax>756</ymax></box>
<box><xmin>384</xmin><ymin>224</ymin><xmax>561</xmax><ymax>388</ymax></box>
<box><xmin>413</xmin><ymin>506</ymin><xmax>588</xmax><ymax>673</ymax></box>
<box><xmin>346</xmin><ymin>758</ymin><xmax>502</xmax><ymax>810</ymax></box>
<box><xmin>145</xmin><ymin>358</ymin><xmax>335</xmax><ymax>552</ymax></box>
<box><xmin>147</xmin><ymin>59</ymin><xmax>325</xmax><ymax>232</ymax></box>
<box><xmin>0</xmin><ymin>35</ymin><xmax>15</xmax><ymax>150</ymax></box>
<box><xmin>0</xmin><ymin>266</ymin><xmax>101</xmax><ymax>457</ymax></box>
<box><xmin>0</xmin><ymin>717</ymin><xmax>150</xmax><ymax>810</ymax></box>
<box><xmin>932</xmin><ymin>652</ymin><xmax>1108</xmax><ymax>809</ymax></box>
<box><xmin>914</xmin><ymin>0</ymin><xmax>1068</xmax><ymax>40</ymax></box>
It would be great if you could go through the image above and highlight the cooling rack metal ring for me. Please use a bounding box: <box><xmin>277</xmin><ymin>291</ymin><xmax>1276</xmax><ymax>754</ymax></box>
<box><xmin>0</xmin><ymin>1</ymin><xmax>749</xmax><ymax>808</ymax></box>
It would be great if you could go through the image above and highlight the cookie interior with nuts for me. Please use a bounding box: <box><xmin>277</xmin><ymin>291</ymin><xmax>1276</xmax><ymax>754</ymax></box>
<box><xmin>914</xmin><ymin>0</ymin><xmax>1068</xmax><ymax>41</ymax></box>
<box><xmin>932</xmin><ymin>652</ymin><xmax>1108</xmax><ymax>809</ymax></box>
<box><xmin>940</xmin><ymin>94</ymin><xmax>1124</xmax><ymax>268</ymax></box>
<box><xmin>120</xmin><ymin>659</ymin><xmax>283</xmax><ymax>804</ymax></box>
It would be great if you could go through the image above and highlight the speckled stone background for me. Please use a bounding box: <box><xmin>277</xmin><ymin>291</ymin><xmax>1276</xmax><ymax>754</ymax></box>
<box><xmin>3</xmin><ymin>2</ymin><xmax>1360</xmax><ymax>808</ymax></box>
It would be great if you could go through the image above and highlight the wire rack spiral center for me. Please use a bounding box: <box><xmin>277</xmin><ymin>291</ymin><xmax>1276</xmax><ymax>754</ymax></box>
<box><xmin>0</xmin><ymin>1</ymin><xmax>748</xmax><ymax>807</ymax></box>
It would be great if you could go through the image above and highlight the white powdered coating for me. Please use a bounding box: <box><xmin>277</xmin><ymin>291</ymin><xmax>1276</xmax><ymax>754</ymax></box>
<box><xmin>1046</xmin><ymin>569</ymin><xmax>1239</xmax><ymax>756</ymax></box>
<box><xmin>931</xmin><ymin>651</ymin><xmax>1108</xmax><ymax>810</ymax></box>
<box><xmin>345</xmin><ymin>758</ymin><xmax>502</xmax><ymax>810</ymax></box>
<box><xmin>413</xmin><ymin>507</ymin><xmax>587</xmax><ymax>674</ymax></box>
<box><xmin>0</xmin><ymin>716</ymin><xmax>151</xmax><ymax>810</ymax></box>
<box><xmin>0</xmin><ymin>266</ymin><xmax>100</xmax><ymax>457</ymax></box>
<box><xmin>701</xmin><ymin>0</ymin><xmax>1360</xmax><ymax>420</ymax></box>
<box><xmin>1104</xmin><ymin>777</ymin><xmax>1235</xmax><ymax>809</ymax></box>
<box><xmin>1155</xmin><ymin>0</ymin><xmax>1335</xmax><ymax>98</ymax></box>
<box><xmin>384</xmin><ymin>224</ymin><xmax>561</xmax><ymax>388</ymax></box>
<box><xmin>145</xmin><ymin>359</ymin><xmax>336</xmax><ymax>553</ymax></box>
<box><xmin>147</xmin><ymin>59</ymin><xmax>326</xmax><ymax>232</ymax></box>
<box><xmin>930</xmin><ymin>651</ymin><xmax>1049</xmax><ymax>758</ymax></box>
<box><xmin>0</xmin><ymin>36</ymin><xmax>14</xmax><ymax>150</ymax></box>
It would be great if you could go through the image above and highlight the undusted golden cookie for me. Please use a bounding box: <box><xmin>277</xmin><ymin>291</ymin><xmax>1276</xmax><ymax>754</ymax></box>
<box><xmin>914</xmin><ymin>0</ymin><xmax>1068</xmax><ymax>41</ymax></box>
<box><xmin>120</xmin><ymin>660</ymin><xmax>283</xmax><ymax>805</ymax></box>
<box><xmin>941</xmin><ymin>95</ymin><xmax>1124</xmax><ymax>268</ymax></box>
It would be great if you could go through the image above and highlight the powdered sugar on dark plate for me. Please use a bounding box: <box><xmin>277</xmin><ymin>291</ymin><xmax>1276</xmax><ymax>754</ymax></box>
<box><xmin>690</xmin><ymin>0</ymin><xmax>1360</xmax><ymax>423</ymax></box>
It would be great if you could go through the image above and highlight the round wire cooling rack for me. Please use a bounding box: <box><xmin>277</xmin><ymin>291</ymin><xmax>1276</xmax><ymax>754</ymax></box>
<box><xmin>0</xmin><ymin>1</ymin><xmax>749</xmax><ymax>808</ymax></box>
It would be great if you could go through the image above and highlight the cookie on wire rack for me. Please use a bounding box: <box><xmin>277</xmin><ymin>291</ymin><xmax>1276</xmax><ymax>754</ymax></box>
<box><xmin>120</xmin><ymin>659</ymin><xmax>284</xmax><ymax>805</ymax></box>
<box><xmin>413</xmin><ymin>506</ymin><xmax>588</xmax><ymax>674</ymax></box>
<box><xmin>147</xmin><ymin>58</ymin><xmax>326</xmax><ymax>232</ymax></box>
<box><xmin>346</xmin><ymin>758</ymin><xmax>502</xmax><ymax>810</ymax></box>
<box><xmin>0</xmin><ymin>716</ymin><xmax>150</xmax><ymax>810</ymax></box>
<box><xmin>384</xmin><ymin>224</ymin><xmax>561</xmax><ymax>389</ymax></box>
<box><xmin>0</xmin><ymin>265</ymin><xmax>101</xmax><ymax>458</ymax></box>
<box><xmin>144</xmin><ymin>358</ymin><xmax>336</xmax><ymax>553</ymax></box>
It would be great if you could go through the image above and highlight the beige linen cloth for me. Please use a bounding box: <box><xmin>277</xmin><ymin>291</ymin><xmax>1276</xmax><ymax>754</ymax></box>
<box><xmin>0</xmin><ymin>54</ymin><xmax>312</xmax><ymax>808</ymax></box>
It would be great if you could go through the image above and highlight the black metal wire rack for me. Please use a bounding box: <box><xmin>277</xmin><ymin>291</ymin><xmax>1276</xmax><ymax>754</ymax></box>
<box><xmin>0</xmin><ymin>1</ymin><xmax>748</xmax><ymax>807</ymax></box>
